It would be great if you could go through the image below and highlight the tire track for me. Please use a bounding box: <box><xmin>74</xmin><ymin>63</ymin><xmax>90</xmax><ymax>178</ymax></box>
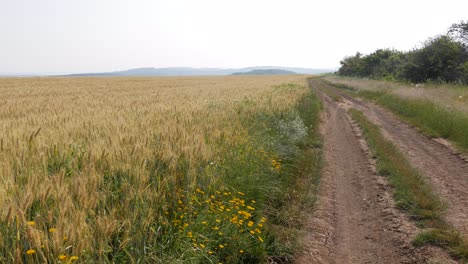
<box><xmin>298</xmin><ymin>80</ymin><xmax>432</xmax><ymax>263</ymax></box>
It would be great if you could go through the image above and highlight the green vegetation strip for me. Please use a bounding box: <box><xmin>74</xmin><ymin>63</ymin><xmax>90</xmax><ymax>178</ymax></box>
<box><xmin>328</xmin><ymin>81</ymin><xmax>468</xmax><ymax>152</ymax></box>
<box><xmin>349</xmin><ymin>109</ymin><xmax>468</xmax><ymax>261</ymax></box>
<box><xmin>250</xmin><ymin>85</ymin><xmax>323</xmax><ymax>260</ymax></box>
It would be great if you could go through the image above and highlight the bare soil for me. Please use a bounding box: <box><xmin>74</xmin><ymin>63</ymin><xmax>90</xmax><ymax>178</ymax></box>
<box><xmin>297</xmin><ymin>79</ymin><xmax>459</xmax><ymax>263</ymax></box>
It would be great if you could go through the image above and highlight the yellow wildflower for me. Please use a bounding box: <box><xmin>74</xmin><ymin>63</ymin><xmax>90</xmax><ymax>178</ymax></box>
<box><xmin>219</xmin><ymin>244</ymin><xmax>224</xmax><ymax>249</ymax></box>
<box><xmin>70</xmin><ymin>256</ymin><xmax>79</xmax><ymax>261</ymax></box>
<box><xmin>26</xmin><ymin>249</ymin><xmax>36</xmax><ymax>255</ymax></box>
<box><xmin>27</xmin><ymin>221</ymin><xmax>35</xmax><ymax>227</ymax></box>
<box><xmin>58</xmin><ymin>255</ymin><xmax>67</xmax><ymax>260</ymax></box>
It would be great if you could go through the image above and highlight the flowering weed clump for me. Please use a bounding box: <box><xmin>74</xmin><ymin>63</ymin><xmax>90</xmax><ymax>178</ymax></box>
<box><xmin>167</xmin><ymin>189</ymin><xmax>267</xmax><ymax>263</ymax></box>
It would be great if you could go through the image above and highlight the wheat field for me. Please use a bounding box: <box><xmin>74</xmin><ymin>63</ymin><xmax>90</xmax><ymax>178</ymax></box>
<box><xmin>0</xmin><ymin>76</ymin><xmax>312</xmax><ymax>263</ymax></box>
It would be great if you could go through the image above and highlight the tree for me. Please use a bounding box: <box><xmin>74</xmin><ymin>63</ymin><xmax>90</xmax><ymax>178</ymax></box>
<box><xmin>448</xmin><ymin>21</ymin><xmax>468</xmax><ymax>47</ymax></box>
<box><xmin>360</xmin><ymin>49</ymin><xmax>403</xmax><ymax>79</ymax></box>
<box><xmin>338</xmin><ymin>52</ymin><xmax>364</xmax><ymax>76</ymax></box>
<box><xmin>337</xmin><ymin>21</ymin><xmax>468</xmax><ymax>84</ymax></box>
<box><xmin>404</xmin><ymin>35</ymin><xmax>468</xmax><ymax>82</ymax></box>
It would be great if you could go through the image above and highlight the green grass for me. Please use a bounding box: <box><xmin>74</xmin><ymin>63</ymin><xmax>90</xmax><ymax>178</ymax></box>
<box><xmin>413</xmin><ymin>229</ymin><xmax>468</xmax><ymax>260</ymax></box>
<box><xmin>349</xmin><ymin>109</ymin><xmax>468</xmax><ymax>261</ymax></box>
<box><xmin>326</xmin><ymin>80</ymin><xmax>468</xmax><ymax>153</ymax></box>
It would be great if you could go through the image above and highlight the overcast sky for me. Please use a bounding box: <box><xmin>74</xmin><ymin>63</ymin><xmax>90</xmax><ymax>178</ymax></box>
<box><xmin>1</xmin><ymin>0</ymin><xmax>467</xmax><ymax>74</ymax></box>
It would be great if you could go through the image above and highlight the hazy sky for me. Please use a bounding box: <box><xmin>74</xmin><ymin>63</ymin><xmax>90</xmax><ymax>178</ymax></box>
<box><xmin>1</xmin><ymin>0</ymin><xmax>467</xmax><ymax>74</ymax></box>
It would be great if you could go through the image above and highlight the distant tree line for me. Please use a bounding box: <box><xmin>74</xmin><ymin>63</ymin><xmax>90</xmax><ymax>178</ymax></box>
<box><xmin>338</xmin><ymin>21</ymin><xmax>468</xmax><ymax>84</ymax></box>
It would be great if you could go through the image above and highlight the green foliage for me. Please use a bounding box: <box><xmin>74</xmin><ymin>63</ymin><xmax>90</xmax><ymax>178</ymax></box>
<box><xmin>338</xmin><ymin>49</ymin><xmax>404</xmax><ymax>79</ymax></box>
<box><xmin>401</xmin><ymin>36</ymin><xmax>468</xmax><ymax>83</ymax></box>
<box><xmin>338</xmin><ymin>22</ymin><xmax>468</xmax><ymax>84</ymax></box>
<box><xmin>338</xmin><ymin>52</ymin><xmax>364</xmax><ymax>77</ymax></box>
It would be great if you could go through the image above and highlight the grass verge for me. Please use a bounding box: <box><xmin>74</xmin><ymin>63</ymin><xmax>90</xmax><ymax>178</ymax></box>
<box><xmin>326</xmin><ymin>80</ymin><xmax>468</xmax><ymax>153</ymax></box>
<box><xmin>349</xmin><ymin>109</ymin><xmax>468</xmax><ymax>261</ymax></box>
<box><xmin>244</xmin><ymin>85</ymin><xmax>323</xmax><ymax>261</ymax></box>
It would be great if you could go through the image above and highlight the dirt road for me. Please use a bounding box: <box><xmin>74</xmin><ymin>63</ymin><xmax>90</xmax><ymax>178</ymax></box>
<box><xmin>323</xmin><ymin>79</ymin><xmax>468</xmax><ymax>238</ymax></box>
<box><xmin>298</xmin><ymin>79</ymin><xmax>460</xmax><ymax>263</ymax></box>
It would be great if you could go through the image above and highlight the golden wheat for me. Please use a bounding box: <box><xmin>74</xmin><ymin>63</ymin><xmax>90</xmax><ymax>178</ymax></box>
<box><xmin>0</xmin><ymin>75</ymin><xmax>308</xmax><ymax>262</ymax></box>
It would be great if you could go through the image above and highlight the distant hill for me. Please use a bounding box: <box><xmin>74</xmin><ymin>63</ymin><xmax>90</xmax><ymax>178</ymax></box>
<box><xmin>231</xmin><ymin>69</ymin><xmax>297</xmax><ymax>75</ymax></box>
<box><xmin>57</xmin><ymin>66</ymin><xmax>333</xmax><ymax>77</ymax></box>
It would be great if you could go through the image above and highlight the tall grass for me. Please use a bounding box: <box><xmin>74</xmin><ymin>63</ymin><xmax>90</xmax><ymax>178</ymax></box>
<box><xmin>324</xmin><ymin>75</ymin><xmax>468</xmax><ymax>113</ymax></box>
<box><xmin>0</xmin><ymin>76</ymin><xmax>321</xmax><ymax>263</ymax></box>
<box><xmin>324</xmin><ymin>78</ymin><xmax>468</xmax><ymax>152</ymax></box>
